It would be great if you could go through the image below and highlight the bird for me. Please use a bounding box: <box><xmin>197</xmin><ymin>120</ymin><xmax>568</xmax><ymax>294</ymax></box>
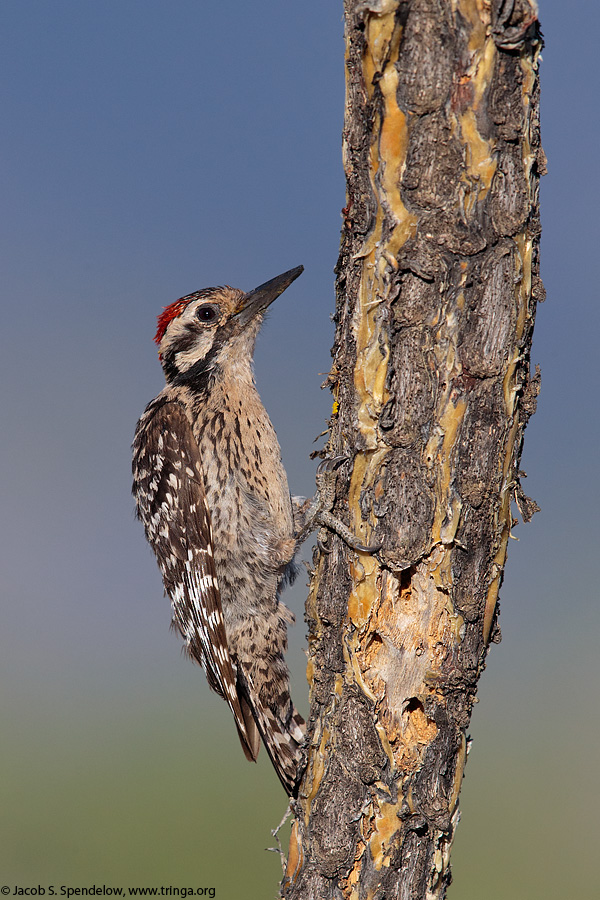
<box><xmin>132</xmin><ymin>267</ymin><xmax>309</xmax><ymax>795</ymax></box>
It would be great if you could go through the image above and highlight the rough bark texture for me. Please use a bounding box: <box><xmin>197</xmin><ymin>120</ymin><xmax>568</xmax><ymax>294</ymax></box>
<box><xmin>282</xmin><ymin>1</ymin><xmax>543</xmax><ymax>898</ymax></box>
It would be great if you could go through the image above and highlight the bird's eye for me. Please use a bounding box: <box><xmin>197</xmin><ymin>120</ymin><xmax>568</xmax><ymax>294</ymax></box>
<box><xmin>196</xmin><ymin>304</ymin><xmax>218</xmax><ymax>324</ymax></box>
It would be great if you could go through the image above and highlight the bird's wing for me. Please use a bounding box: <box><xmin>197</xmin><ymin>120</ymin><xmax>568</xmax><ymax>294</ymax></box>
<box><xmin>132</xmin><ymin>399</ymin><xmax>257</xmax><ymax>759</ymax></box>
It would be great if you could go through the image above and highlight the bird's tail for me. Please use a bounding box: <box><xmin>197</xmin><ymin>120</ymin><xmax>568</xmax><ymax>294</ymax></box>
<box><xmin>238</xmin><ymin>665</ymin><xmax>306</xmax><ymax>796</ymax></box>
<box><xmin>229</xmin><ymin>601</ymin><xmax>306</xmax><ymax>795</ymax></box>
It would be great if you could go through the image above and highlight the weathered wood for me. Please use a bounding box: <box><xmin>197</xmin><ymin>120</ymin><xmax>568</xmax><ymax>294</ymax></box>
<box><xmin>282</xmin><ymin>1</ymin><xmax>543</xmax><ymax>897</ymax></box>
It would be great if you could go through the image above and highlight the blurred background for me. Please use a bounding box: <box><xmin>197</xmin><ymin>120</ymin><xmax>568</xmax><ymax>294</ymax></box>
<box><xmin>0</xmin><ymin>1</ymin><xmax>597</xmax><ymax>897</ymax></box>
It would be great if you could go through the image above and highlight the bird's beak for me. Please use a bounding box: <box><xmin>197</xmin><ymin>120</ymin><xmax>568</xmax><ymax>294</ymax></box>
<box><xmin>234</xmin><ymin>265</ymin><xmax>304</xmax><ymax>326</ymax></box>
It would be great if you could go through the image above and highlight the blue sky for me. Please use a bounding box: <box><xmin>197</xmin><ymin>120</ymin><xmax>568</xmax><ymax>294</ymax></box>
<box><xmin>1</xmin><ymin>2</ymin><xmax>598</xmax><ymax>897</ymax></box>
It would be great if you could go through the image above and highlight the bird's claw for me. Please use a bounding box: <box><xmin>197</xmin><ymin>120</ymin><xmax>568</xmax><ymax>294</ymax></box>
<box><xmin>316</xmin><ymin>455</ymin><xmax>349</xmax><ymax>477</ymax></box>
<box><xmin>298</xmin><ymin>455</ymin><xmax>380</xmax><ymax>555</ymax></box>
<box><xmin>315</xmin><ymin>510</ymin><xmax>381</xmax><ymax>554</ymax></box>
<box><xmin>317</xmin><ymin>530</ymin><xmax>333</xmax><ymax>554</ymax></box>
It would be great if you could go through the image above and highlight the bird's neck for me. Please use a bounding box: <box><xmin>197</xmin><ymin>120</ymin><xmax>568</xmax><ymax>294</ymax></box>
<box><xmin>185</xmin><ymin>355</ymin><xmax>261</xmax><ymax>422</ymax></box>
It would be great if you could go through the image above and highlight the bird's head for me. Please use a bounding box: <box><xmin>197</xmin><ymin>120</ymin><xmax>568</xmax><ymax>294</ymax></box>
<box><xmin>154</xmin><ymin>266</ymin><xmax>303</xmax><ymax>386</ymax></box>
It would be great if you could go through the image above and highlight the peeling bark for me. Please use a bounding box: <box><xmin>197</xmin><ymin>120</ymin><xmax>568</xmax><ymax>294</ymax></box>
<box><xmin>282</xmin><ymin>1</ymin><xmax>542</xmax><ymax>897</ymax></box>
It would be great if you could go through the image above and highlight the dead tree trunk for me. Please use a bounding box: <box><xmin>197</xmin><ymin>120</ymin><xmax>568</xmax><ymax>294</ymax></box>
<box><xmin>281</xmin><ymin>1</ymin><xmax>543</xmax><ymax>897</ymax></box>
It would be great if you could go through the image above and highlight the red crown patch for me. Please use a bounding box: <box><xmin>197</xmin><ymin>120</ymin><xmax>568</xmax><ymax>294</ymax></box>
<box><xmin>154</xmin><ymin>298</ymin><xmax>190</xmax><ymax>345</ymax></box>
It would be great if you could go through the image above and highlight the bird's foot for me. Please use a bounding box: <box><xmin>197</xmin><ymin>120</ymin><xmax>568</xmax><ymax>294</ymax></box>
<box><xmin>295</xmin><ymin>456</ymin><xmax>381</xmax><ymax>554</ymax></box>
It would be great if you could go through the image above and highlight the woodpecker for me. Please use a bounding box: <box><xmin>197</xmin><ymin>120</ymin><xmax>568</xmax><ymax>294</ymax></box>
<box><xmin>132</xmin><ymin>267</ymin><xmax>309</xmax><ymax>795</ymax></box>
